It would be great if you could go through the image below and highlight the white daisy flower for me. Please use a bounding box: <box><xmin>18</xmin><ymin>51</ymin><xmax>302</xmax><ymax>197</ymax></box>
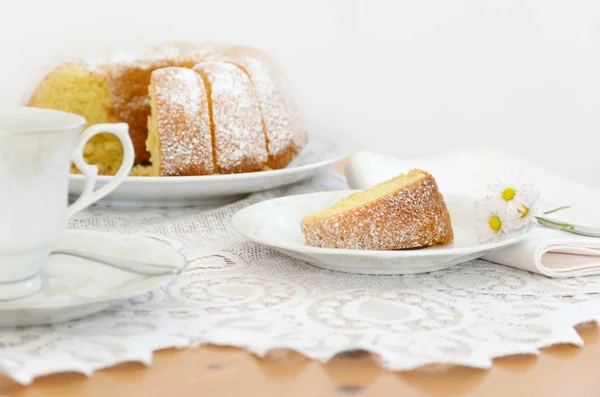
<box><xmin>487</xmin><ymin>168</ymin><xmax>541</xmax><ymax>211</ymax></box>
<box><xmin>512</xmin><ymin>188</ymin><xmax>541</xmax><ymax>231</ymax></box>
<box><xmin>474</xmin><ymin>195</ymin><xmax>516</xmax><ymax>243</ymax></box>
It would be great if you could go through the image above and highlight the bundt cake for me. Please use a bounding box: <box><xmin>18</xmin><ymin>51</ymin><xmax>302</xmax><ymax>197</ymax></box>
<box><xmin>26</xmin><ymin>43</ymin><xmax>307</xmax><ymax>176</ymax></box>
<box><xmin>300</xmin><ymin>169</ymin><xmax>454</xmax><ymax>250</ymax></box>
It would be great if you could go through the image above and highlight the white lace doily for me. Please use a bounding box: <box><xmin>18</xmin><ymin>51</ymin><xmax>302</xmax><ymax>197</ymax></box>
<box><xmin>2</xmin><ymin>170</ymin><xmax>600</xmax><ymax>385</ymax></box>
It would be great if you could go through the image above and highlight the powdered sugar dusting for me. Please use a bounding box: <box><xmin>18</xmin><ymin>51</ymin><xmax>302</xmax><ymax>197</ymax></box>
<box><xmin>152</xmin><ymin>67</ymin><xmax>213</xmax><ymax>176</ymax></box>
<box><xmin>78</xmin><ymin>43</ymin><xmax>179</xmax><ymax>70</ymax></box>
<box><xmin>301</xmin><ymin>170</ymin><xmax>454</xmax><ymax>250</ymax></box>
<box><xmin>158</xmin><ymin>68</ymin><xmax>202</xmax><ymax>113</ymax></box>
<box><xmin>194</xmin><ymin>62</ymin><xmax>268</xmax><ymax>174</ymax></box>
<box><xmin>221</xmin><ymin>46</ymin><xmax>308</xmax><ymax>169</ymax></box>
<box><xmin>152</xmin><ymin>42</ymin><xmax>228</xmax><ymax>65</ymax></box>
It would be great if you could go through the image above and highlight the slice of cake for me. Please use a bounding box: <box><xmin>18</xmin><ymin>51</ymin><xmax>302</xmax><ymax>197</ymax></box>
<box><xmin>147</xmin><ymin>67</ymin><xmax>214</xmax><ymax>176</ymax></box>
<box><xmin>300</xmin><ymin>169</ymin><xmax>454</xmax><ymax>250</ymax></box>
<box><xmin>220</xmin><ymin>45</ymin><xmax>308</xmax><ymax>169</ymax></box>
<box><xmin>193</xmin><ymin>61</ymin><xmax>268</xmax><ymax>174</ymax></box>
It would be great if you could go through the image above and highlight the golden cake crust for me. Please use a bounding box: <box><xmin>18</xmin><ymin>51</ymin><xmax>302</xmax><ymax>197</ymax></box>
<box><xmin>300</xmin><ymin>170</ymin><xmax>454</xmax><ymax>250</ymax></box>
<box><xmin>104</xmin><ymin>61</ymin><xmax>170</xmax><ymax>163</ymax></box>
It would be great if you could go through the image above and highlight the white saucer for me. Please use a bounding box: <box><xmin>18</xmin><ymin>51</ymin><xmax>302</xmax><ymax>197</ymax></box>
<box><xmin>232</xmin><ymin>190</ymin><xmax>531</xmax><ymax>275</ymax></box>
<box><xmin>0</xmin><ymin>230</ymin><xmax>185</xmax><ymax>327</ymax></box>
<box><xmin>69</xmin><ymin>135</ymin><xmax>349</xmax><ymax>207</ymax></box>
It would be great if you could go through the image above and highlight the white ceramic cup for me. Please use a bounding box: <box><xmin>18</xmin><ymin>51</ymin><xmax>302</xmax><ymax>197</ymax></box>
<box><xmin>0</xmin><ymin>107</ymin><xmax>134</xmax><ymax>300</ymax></box>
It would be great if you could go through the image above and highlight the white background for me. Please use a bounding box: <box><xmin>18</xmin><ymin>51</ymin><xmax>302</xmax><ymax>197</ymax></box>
<box><xmin>2</xmin><ymin>0</ymin><xmax>599</xmax><ymax>186</ymax></box>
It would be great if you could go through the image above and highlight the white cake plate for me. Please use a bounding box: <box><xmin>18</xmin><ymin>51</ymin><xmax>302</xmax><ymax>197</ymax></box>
<box><xmin>68</xmin><ymin>135</ymin><xmax>349</xmax><ymax>207</ymax></box>
<box><xmin>232</xmin><ymin>190</ymin><xmax>532</xmax><ymax>275</ymax></box>
<box><xmin>0</xmin><ymin>230</ymin><xmax>185</xmax><ymax>327</ymax></box>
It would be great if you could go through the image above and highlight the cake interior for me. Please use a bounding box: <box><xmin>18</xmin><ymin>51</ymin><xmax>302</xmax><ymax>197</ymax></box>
<box><xmin>308</xmin><ymin>170</ymin><xmax>427</xmax><ymax>219</ymax></box>
<box><xmin>29</xmin><ymin>63</ymin><xmax>124</xmax><ymax>175</ymax></box>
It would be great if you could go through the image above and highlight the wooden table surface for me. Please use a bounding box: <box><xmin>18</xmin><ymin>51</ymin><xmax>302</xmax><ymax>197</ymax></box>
<box><xmin>2</xmin><ymin>160</ymin><xmax>599</xmax><ymax>397</ymax></box>
<box><xmin>1</xmin><ymin>326</ymin><xmax>598</xmax><ymax>397</ymax></box>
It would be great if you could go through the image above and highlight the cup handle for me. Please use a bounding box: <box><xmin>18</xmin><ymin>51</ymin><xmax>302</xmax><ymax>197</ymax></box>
<box><xmin>66</xmin><ymin>122</ymin><xmax>134</xmax><ymax>219</ymax></box>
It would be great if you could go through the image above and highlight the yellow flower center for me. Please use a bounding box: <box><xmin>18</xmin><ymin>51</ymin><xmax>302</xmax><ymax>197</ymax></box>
<box><xmin>518</xmin><ymin>204</ymin><xmax>529</xmax><ymax>218</ymax></box>
<box><xmin>488</xmin><ymin>215</ymin><xmax>502</xmax><ymax>232</ymax></box>
<box><xmin>502</xmin><ymin>188</ymin><xmax>516</xmax><ymax>201</ymax></box>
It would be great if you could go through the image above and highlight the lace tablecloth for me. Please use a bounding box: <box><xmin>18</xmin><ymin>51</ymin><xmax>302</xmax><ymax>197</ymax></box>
<box><xmin>2</xmin><ymin>170</ymin><xmax>600</xmax><ymax>385</ymax></box>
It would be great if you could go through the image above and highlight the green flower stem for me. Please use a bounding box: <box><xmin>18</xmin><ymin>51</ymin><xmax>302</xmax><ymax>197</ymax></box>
<box><xmin>535</xmin><ymin>205</ymin><xmax>575</xmax><ymax>232</ymax></box>
<box><xmin>543</xmin><ymin>205</ymin><xmax>571</xmax><ymax>215</ymax></box>
<box><xmin>535</xmin><ymin>216</ymin><xmax>575</xmax><ymax>231</ymax></box>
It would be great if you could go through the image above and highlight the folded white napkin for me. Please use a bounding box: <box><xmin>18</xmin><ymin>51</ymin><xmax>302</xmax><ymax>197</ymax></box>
<box><xmin>345</xmin><ymin>149</ymin><xmax>600</xmax><ymax>277</ymax></box>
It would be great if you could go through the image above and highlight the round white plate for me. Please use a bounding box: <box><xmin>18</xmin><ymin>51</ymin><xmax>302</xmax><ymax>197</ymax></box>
<box><xmin>0</xmin><ymin>230</ymin><xmax>185</xmax><ymax>327</ymax></box>
<box><xmin>232</xmin><ymin>190</ymin><xmax>531</xmax><ymax>275</ymax></box>
<box><xmin>69</xmin><ymin>135</ymin><xmax>349</xmax><ymax>207</ymax></box>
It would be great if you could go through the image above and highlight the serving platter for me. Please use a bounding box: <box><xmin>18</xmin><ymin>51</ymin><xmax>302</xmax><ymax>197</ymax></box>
<box><xmin>69</xmin><ymin>135</ymin><xmax>348</xmax><ymax>207</ymax></box>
